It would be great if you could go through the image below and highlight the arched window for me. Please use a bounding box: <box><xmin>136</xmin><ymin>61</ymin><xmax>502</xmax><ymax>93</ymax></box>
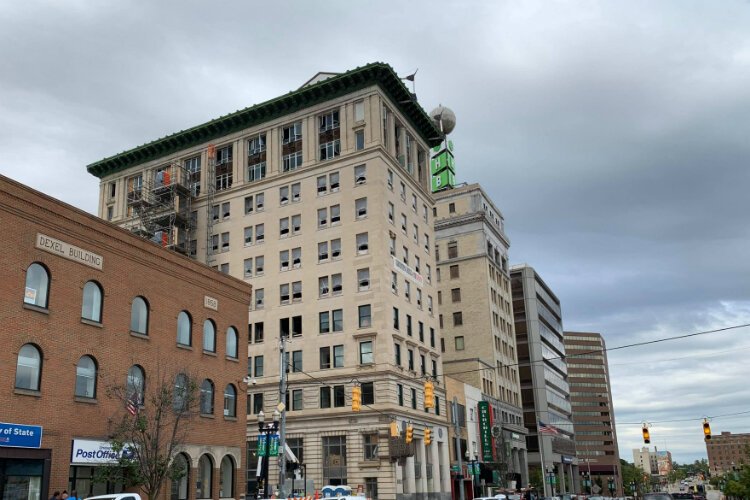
<box><xmin>223</xmin><ymin>384</ymin><xmax>236</xmax><ymax>418</ymax></box>
<box><xmin>219</xmin><ymin>455</ymin><xmax>235</xmax><ymax>498</ymax></box>
<box><xmin>200</xmin><ymin>379</ymin><xmax>214</xmax><ymax>415</ymax></box>
<box><xmin>75</xmin><ymin>355</ymin><xmax>97</xmax><ymax>398</ymax></box>
<box><xmin>131</xmin><ymin>296</ymin><xmax>149</xmax><ymax>334</ymax></box>
<box><xmin>203</xmin><ymin>319</ymin><xmax>216</xmax><ymax>352</ymax></box>
<box><xmin>174</xmin><ymin>373</ymin><xmax>188</xmax><ymax>411</ymax></box>
<box><xmin>177</xmin><ymin>311</ymin><xmax>192</xmax><ymax>346</ymax></box>
<box><xmin>24</xmin><ymin>262</ymin><xmax>49</xmax><ymax>308</ymax></box>
<box><xmin>170</xmin><ymin>453</ymin><xmax>190</xmax><ymax>500</ymax></box>
<box><xmin>127</xmin><ymin>365</ymin><xmax>145</xmax><ymax>405</ymax></box>
<box><xmin>225</xmin><ymin>326</ymin><xmax>238</xmax><ymax>359</ymax></box>
<box><xmin>15</xmin><ymin>344</ymin><xmax>42</xmax><ymax>391</ymax></box>
<box><xmin>197</xmin><ymin>454</ymin><xmax>213</xmax><ymax>499</ymax></box>
<box><xmin>82</xmin><ymin>281</ymin><xmax>103</xmax><ymax>322</ymax></box>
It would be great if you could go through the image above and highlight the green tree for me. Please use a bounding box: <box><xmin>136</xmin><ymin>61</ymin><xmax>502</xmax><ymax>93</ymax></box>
<box><xmin>529</xmin><ymin>468</ymin><xmax>543</xmax><ymax>492</ymax></box>
<box><xmin>96</xmin><ymin>368</ymin><xmax>200</xmax><ymax>500</ymax></box>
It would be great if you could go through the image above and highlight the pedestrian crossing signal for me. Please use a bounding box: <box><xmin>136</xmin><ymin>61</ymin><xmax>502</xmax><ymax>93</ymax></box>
<box><xmin>642</xmin><ymin>425</ymin><xmax>650</xmax><ymax>444</ymax></box>
<box><xmin>390</xmin><ymin>421</ymin><xmax>400</xmax><ymax>437</ymax></box>
<box><xmin>703</xmin><ymin>420</ymin><xmax>711</xmax><ymax>440</ymax></box>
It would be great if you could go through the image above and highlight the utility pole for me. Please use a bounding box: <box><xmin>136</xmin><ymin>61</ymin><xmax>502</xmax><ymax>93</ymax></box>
<box><xmin>453</xmin><ymin>397</ymin><xmax>465</xmax><ymax>500</ymax></box>
<box><xmin>278</xmin><ymin>335</ymin><xmax>289</xmax><ymax>497</ymax></box>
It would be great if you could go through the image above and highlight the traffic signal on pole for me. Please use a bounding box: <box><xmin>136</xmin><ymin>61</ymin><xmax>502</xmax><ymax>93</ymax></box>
<box><xmin>405</xmin><ymin>424</ymin><xmax>414</xmax><ymax>444</ymax></box>
<box><xmin>424</xmin><ymin>381</ymin><xmax>434</xmax><ymax>409</ymax></box>
<box><xmin>352</xmin><ymin>385</ymin><xmax>361</xmax><ymax>412</ymax></box>
<box><xmin>390</xmin><ymin>421</ymin><xmax>400</xmax><ymax>437</ymax></box>
<box><xmin>642</xmin><ymin>425</ymin><xmax>651</xmax><ymax>444</ymax></box>
<box><xmin>703</xmin><ymin>419</ymin><xmax>711</xmax><ymax>440</ymax></box>
<box><xmin>424</xmin><ymin>428</ymin><xmax>432</xmax><ymax>446</ymax></box>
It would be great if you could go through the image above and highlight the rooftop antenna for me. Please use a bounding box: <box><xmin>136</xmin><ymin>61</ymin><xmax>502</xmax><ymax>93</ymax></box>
<box><xmin>401</xmin><ymin>68</ymin><xmax>418</xmax><ymax>94</ymax></box>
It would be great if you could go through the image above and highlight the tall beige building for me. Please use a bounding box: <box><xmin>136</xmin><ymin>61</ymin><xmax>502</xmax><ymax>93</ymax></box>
<box><xmin>433</xmin><ymin>184</ymin><xmax>528</xmax><ymax>488</ymax></box>
<box><xmin>88</xmin><ymin>63</ymin><xmax>451</xmax><ymax>500</ymax></box>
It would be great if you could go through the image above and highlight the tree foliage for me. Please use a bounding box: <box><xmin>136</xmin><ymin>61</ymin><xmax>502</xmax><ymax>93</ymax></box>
<box><xmin>96</xmin><ymin>368</ymin><xmax>200</xmax><ymax>500</ymax></box>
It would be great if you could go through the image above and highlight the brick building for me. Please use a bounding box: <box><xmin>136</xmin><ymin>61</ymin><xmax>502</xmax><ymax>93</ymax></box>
<box><xmin>706</xmin><ymin>431</ymin><xmax>750</xmax><ymax>474</ymax></box>
<box><xmin>0</xmin><ymin>175</ymin><xmax>251</xmax><ymax>500</ymax></box>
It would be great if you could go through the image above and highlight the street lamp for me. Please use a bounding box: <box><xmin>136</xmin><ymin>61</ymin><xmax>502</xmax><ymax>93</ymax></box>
<box><xmin>608</xmin><ymin>477</ymin><xmax>615</xmax><ymax>497</ymax></box>
<box><xmin>255</xmin><ymin>410</ymin><xmax>281</xmax><ymax>499</ymax></box>
<box><xmin>466</xmin><ymin>450</ymin><xmax>480</xmax><ymax>497</ymax></box>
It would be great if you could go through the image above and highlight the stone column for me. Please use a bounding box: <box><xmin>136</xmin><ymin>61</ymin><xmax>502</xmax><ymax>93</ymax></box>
<box><xmin>519</xmin><ymin>449</ymin><xmax>529</xmax><ymax>489</ymax></box>
<box><xmin>418</xmin><ymin>439</ymin><xmax>428</xmax><ymax>494</ymax></box>
<box><xmin>430</xmin><ymin>438</ymin><xmax>441</xmax><ymax>493</ymax></box>
<box><xmin>406</xmin><ymin>455</ymin><xmax>417</xmax><ymax>494</ymax></box>
<box><xmin>556</xmin><ymin>462</ymin><xmax>565</xmax><ymax>494</ymax></box>
<box><xmin>440</xmin><ymin>440</ymin><xmax>452</xmax><ymax>494</ymax></box>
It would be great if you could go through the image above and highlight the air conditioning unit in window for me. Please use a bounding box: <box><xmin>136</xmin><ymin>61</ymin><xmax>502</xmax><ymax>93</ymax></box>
<box><xmin>319</xmin><ymin>252</ymin><xmax>329</xmax><ymax>260</ymax></box>
<box><xmin>280</xmin><ymin>228</ymin><xmax>289</xmax><ymax>235</ymax></box>
<box><xmin>331</xmin><ymin>215</ymin><xmax>340</xmax><ymax>223</ymax></box>
<box><xmin>280</xmin><ymin>197</ymin><xmax>289</xmax><ymax>204</ymax></box>
<box><xmin>318</xmin><ymin>186</ymin><xmax>327</xmax><ymax>194</ymax></box>
<box><xmin>319</xmin><ymin>219</ymin><xmax>327</xmax><ymax>226</ymax></box>
<box><xmin>281</xmin><ymin>294</ymin><xmax>290</xmax><ymax>302</ymax></box>
<box><xmin>321</xmin><ymin>287</ymin><xmax>329</xmax><ymax>295</ymax></box>
<box><xmin>257</xmin><ymin>202</ymin><xmax>264</xmax><ymax>209</ymax></box>
<box><xmin>331</xmin><ymin>249</ymin><xmax>341</xmax><ymax>258</ymax></box>
<box><xmin>293</xmin><ymin>224</ymin><xmax>300</xmax><ymax>232</ymax></box>
<box><xmin>281</xmin><ymin>263</ymin><xmax>289</xmax><ymax>270</ymax></box>
<box><xmin>292</xmin><ymin>292</ymin><xmax>302</xmax><ymax>300</ymax></box>
<box><xmin>332</xmin><ymin>284</ymin><xmax>342</xmax><ymax>293</ymax></box>
<box><xmin>358</xmin><ymin>243</ymin><xmax>368</xmax><ymax>252</ymax></box>
<box><xmin>357</xmin><ymin>208</ymin><xmax>367</xmax><ymax>217</ymax></box>
<box><xmin>359</xmin><ymin>280</ymin><xmax>370</xmax><ymax>288</ymax></box>
<box><xmin>331</xmin><ymin>183</ymin><xmax>340</xmax><ymax>191</ymax></box>
<box><xmin>292</xmin><ymin>193</ymin><xmax>300</xmax><ymax>201</ymax></box>
<box><xmin>356</xmin><ymin>176</ymin><xmax>366</xmax><ymax>185</ymax></box>
<box><xmin>257</xmin><ymin>235</ymin><xmax>264</xmax><ymax>241</ymax></box>
<box><xmin>293</xmin><ymin>258</ymin><xmax>301</xmax><ymax>267</ymax></box>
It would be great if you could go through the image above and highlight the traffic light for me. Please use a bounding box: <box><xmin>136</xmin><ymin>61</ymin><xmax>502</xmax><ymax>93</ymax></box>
<box><xmin>405</xmin><ymin>424</ymin><xmax>414</xmax><ymax>444</ymax></box>
<box><xmin>703</xmin><ymin>419</ymin><xmax>711</xmax><ymax>440</ymax></box>
<box><xmin>642</xmin><ymin>425</ymin><xmax>651</xmax><ymax>444</ymax></box>
<box><xmin>424</xmin><ymin>428</ymin><xmax>432</xmax><ymax>446</ymax></box>
<box><xmin>352</xmin><ymin>385</ymin><xmax>361</xmax><ymax>412</ymax></box>
<box><xmin>390</xmin><ymin>421</ymin><xmax>400</xmax><ymax>437</ymax></box>
<box><xmin>424</xmin><ymin>381</ymin><xmax>434</xmax><ymax>409</ymax></box>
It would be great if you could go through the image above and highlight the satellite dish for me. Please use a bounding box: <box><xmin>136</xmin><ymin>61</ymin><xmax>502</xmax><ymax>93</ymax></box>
<box><xmin>430</xmin><ymin>105</ymin><xmax>456</xmax><ymax>135</ymax></box>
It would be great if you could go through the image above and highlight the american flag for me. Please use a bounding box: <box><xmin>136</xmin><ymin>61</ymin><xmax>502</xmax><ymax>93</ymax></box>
<box><xmin>126</xmin><ymin>393</ymin><xmax>140</xmax><ymax>416</ymax></box>
<box><xmin>538</xmin><ymin>421</ymin><xmax>560</xmax><ymax>435</ymax></box>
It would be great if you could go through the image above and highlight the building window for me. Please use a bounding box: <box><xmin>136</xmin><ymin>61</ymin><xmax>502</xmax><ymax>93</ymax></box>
<box><xmin>355</xmin><ymin>130</ymin><xmax>365</xmax><ymax>150</ymax></box>
<box><xmin>81</xmin><ymin>281</ymin><xmax>103</xmax><ymax>323</ymax></box>
<box><xmin>358</xmin><ymin>305</ymin><xmax>372</xmax><ymax>328</ymax></box>
<box><xmin>455</xmin><ymin>336</ymin><xmax>465</xmax><ymax>350</ymax></box>
<box><xmin>127</xmin><ymin>365</ymin><xmax>145</xmax><ymax>404</ymax></box>
<box><xmin>359</xmin><ymin>341</ymin><xmax>374</xmax><ymax>365</ymax></box>
<box><xmin>197</xmin><ymin>454</ymin><xmax>213</xmax><ymax>499</ymax></box>
<box><xmin>177</xmin><ymin>311</ymin><xmax>192</xmax><ymax>346</ymax></box>
<box><xmin>450</xmin><ymin>265</ymin><xmax>460</xmax><ymax>279</ymax></box>
<box><xmin>333</xmin><ymin>386</ymin><xmax>346</xmax><ymax>407</ymax></box>
<box><xmin>255</xmin><ymin>256</ymin><xmax>265</xmax><ymax>275</ymax></box>
<box><xmin>320</xmin><ymin>387</ymin><xmax>332</xmax><ymax>408</ymax></box>
<box><xmin>355</xmin><ymin>197</ymin><xmax>368</xmax><ymax>218</ymax></box>
<box><xmin>393</xmin><ymin>307</ymin><xmax>399</xmax><ymax>330</ymax></box>
<box><xmin>255</xmin><ymin>288</ymin><xmax>264</xmax><ymax>309</ymax></box>
<box><xmin>448</xmin><ymin>242</ymin><xmax>458</xmax><ymax>259</ymax></box>
<box><xmin>354</xmin><ymin>164</ymin><xmax>367</xmax><ymax>185</ymax></box>
<box><xmin>407</xmin><ymin>315</ymin><xmax>413</xmax><ymax>336</ymax></box>
<box><xmin>282</xmin><ymin>122</ymin><xmax>303</xmax><ymax>172</ymax></box>
<box><xmin>334</xmin><ymin>345</ymin><xmax>344</xmax><ymax>368</ymax></box>
<box><xmin>449</xmin><ymin>202</ymin><xmax>456</xmax><ymax>213</ymax></box>
<box><xmin>358</xmin><ymin>268</ymin><xmax>370</xmax><ymax>291</ymax></box>
<box><xmin>203</xmin><ymin>319</ymin><xmax>216</xmax><ymax>352</ymax></box>
<box><xmin>411</xmin><ymin>388</ymin><xmax>417</xmax><ymax>409</ymax></box>
<box><xmin>200</xmin><ymin>379</ymin><xmax>214</xmax><ymax>415</ymax></box>
<box><xmin>365</xmin><ymin>478</ymin><xmax>378</xmax><ymax>500</ymax></box>
<box><xmin>420</xmin><ymin>354</ymin><xmax>426</xmax><ymax>376</ymax></box>
<box><xmin>320</xmin><ymin>347</ymin><xmax>331</xmax><ymax>370</ymax></box>
<box><xmin>397</xmin><ymin>384</ymin><xmax>404</xmax><ymax>406</ymax></box>
<box><xmin>322</xmin><ymin>436</ymin><xmax>347</xmax><ymax>485</ymax></box>
<box><xmin>453</xmin><ymin>312</ymin><xmax>463</xmax><ymax>326</ymax></box>
<box><xmin>430</xmin><ymin>328</ymin><xmax>436</xmax><ymax>348</ymax></box>
<box><xmin>247</xmin><ymin>133</ymin><xmax>267</xmax><ymax>182</ymax></box>
<box><xmin>224</xmin><ymin>384</ymin><xmax>237</xmax><ymax>417</ymax></box>
<box><xmin>226</xmin><ymin>326</ymin><xmax>238</xmax><ymax>359</ymax></box>
<box><xmin>254</xmin><ymin>356</ymin><xmax>264</xmax><ymax>377</ymax></box>
<box><xmin>74</xmin><ymin>355</ymin><xmax>97</xmax><ymax>398</ymax></box>
<box><xmin>452</xmin><ymin>288</ymin><xmax>462</xmax><ymax>303</ymax></box>
<box><xmin>320</xmin><ymin>139</ymin><xmax>341</xmax><ymax>161</ymax></box>
<box><xmin>130</xmin><ymin>296</ymin><xmax>149</xmax><ymax>335</ymax></box>
<box><xmin>408</xmin><ymin>349</ymin><xmax>414</xmax><ymax>371</ymax></box>
<box><xmin>215</xmin><ymin>145</ymin><xmax>233</xmax><ymax>191</ymax></box>
<box><xmin>292</xmin><ymin>350</ymin><xmax>303</xmax><ymax>373</ymax></box>
<box><xmin>355</xmin><ymin>100</ymin><xmax>365</xmax><ymax>122</ymax></box>
<box><xmin>319</xmin><ymin>110</ymin><xmax>341</xmax><ymax>161</ymax></box>
<box><xmin>394</xmin><ymin>343</ymin><xmax>402</xmax><ymax>366</ymax></box>
<box><xmin>219</xmin><ymin>455</ymin><xmax>235</xmax><ymax>498</ymax></box>
<box><xmin>174</xmin><ymin>373</ymin><xmax>189</xmax><ymax>412</ymax></box>
<box><xmin>171</xmin><ymin>453</ymin><xmax>190</xmax><ymax>500</ymax></box>
<box><xmin>363</xmin><ymin>433</ymin><xmax>378</xmax><ymax>461</ymax></box>
<box><xmin>356</xmin><ymin>233</ymin><xmax>369</xmax><ymax>254</ymax></box>
<box><xmin>319</xmin><ymin>311</ymin><xmax>330</xmax><ymax>333</ymax></box>
<box><xmin>292</xmin><ymin>389</ymin><xmax>303</xmax><ymax>410</ymax></box>
<box><xmin>362</xmin><ymin>382</ymin><xmax>374</xmax><ymax>405</ymax></box>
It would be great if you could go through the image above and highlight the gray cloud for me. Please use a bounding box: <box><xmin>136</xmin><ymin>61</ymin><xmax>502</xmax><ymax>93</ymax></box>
<box><xmin>2</xmin><ymin>0</ymin><xmax>749</xmax><ymax>462</ymax></box>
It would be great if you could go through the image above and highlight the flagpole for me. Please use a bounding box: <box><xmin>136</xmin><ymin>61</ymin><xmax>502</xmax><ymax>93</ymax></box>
<box><xmin>537</xmin><ymin>420</ymin><xmax>549</xmax><ymax>498</ymax></box>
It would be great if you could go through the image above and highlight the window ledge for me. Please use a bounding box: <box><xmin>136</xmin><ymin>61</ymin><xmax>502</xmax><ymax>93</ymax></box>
<box><xmin>14</xmin><ymin>388</ymin><xmax>41</xmax><ymax>398</ymax></box>
<box><xmin>177</xmin><ymin>344</ymin><xmax>193</xmax><ymax>351</ymax></box>
<box><xmin>130</xmin><ymin>331</ymin><xmax>149</xmax><ymax>340</ymax></box>
<box><xmin>81</xmin><ymin>318</ymin><xmax>103</xmax><ymax>328</ymax></box>
<box><xmin>224</xmin><ymin>416</ymin><xmax>238</xmax><ymax>422</ymax></box>
<box><xmin>23</xmin><ymin>303</ymin><xmax>49</xmax><ymax>315</ymax></box>
<box><xmin>74</xmin><ymin>396</ymin><xmax>98</xmax><ymax>404</ymax></box>
<box><xmin>360</xmin><ymin>460</ymin><xmax>380</xmax><ymax>468</ymax></box>
<box><xmin>225</xmin><ymin>356</ymin><xmax>239</xmax><ymax>363</ymax></box>
<box><xmin>203</xmin><ymin>350</ymin><xmax>217</xmax><ymax>357</ymax></box>
<box><xmin>200</xmin><ymin>413</ymin><xmax>215</xmax><ymax>419</ymax></box>
<box><xmin>353</xmin><ymin>331</ymin><xmax>377</xmax><ymax>340</ymax></box>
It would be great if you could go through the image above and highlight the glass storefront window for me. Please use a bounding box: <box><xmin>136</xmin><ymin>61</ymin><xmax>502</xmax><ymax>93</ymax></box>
<box><xmin>1</xmin><ymin>459</ymin><xmax>43</xmax><ymax>500</ymax></box>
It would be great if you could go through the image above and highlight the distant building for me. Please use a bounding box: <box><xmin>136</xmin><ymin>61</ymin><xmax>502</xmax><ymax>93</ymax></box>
<box><xmin>434</xmin><ymin>183</ymin><xmax>528</xmax><ymax>489</ymax></box>
<box><xmin>706</xmin><ymin>431</ymin><xmax>750</xmax><ymax>474</ymax></box>
<box><xmin>656</xmin><ymin>450</ymin><xmax>673</xmax><ymax>476</ymax></box>
<box><xmin>511</xmin><ymin>265</ymin><xmax>578</xmax><ymax>496</ymax></box>
<box><xmin>633</xmin><ymin>447</ymin><xmax>659</xmax><ymax>475</ymax></box>
<box><xmin>564</xmin><ymin>332</ymin><xmax>622</xmax><ymax>495</ymax></box>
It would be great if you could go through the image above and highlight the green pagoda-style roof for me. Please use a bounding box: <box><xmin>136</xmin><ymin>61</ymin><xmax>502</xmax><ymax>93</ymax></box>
<box><xmin>87</xmin><ymin>62</ymin><xmax>443</xmax><ymax>179</ymax></box>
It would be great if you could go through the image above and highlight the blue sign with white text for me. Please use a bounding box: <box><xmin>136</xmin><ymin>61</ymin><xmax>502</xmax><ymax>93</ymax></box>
<box><xmin>0</xmin><ymin>422</ymin><xmax>43</xmax><ymax>449</ymax></box>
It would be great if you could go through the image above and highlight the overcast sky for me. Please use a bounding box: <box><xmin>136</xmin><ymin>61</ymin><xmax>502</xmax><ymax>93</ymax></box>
<box><xmin>2</xmin><ymin>0</ymin><xmax>749</xmax><ymax>464</ymax></box>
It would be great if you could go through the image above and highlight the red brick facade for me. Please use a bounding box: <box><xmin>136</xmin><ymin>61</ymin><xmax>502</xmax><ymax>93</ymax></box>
<box><xmin>0</xmin><ymin>175</ymin><xmax>251</xmax><ymax>500</ymax></box>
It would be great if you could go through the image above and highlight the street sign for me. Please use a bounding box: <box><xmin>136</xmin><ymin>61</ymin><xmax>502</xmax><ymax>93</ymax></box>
<box><xmin>451</xmin><ymin>465</ymin><xmax>460</xmax><ymax>472</ymax></box>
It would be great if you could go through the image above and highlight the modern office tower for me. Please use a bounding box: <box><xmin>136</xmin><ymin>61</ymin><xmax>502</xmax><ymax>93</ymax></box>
<box><xmin>510</xmin><ymin>265</ymin><xmax>578</xmax><ymax>496</ymax></box>
<box><xmin>706</xmin><ymin>431</ymin><xmax>750</xmax><ymax>474</ymax></box>
<box><xmin>88</xmin><ymin>63</ymin><xmax>451</xmax><ymax>500</ymax></box>
<box><xmin>434</xmin><ymin>183</ymin><xmax>528</xmax><ymax>488</ymax></box>
<box><xmin>564</xmin><ymin>331</ymin><xmax>622</xmax><ymax>495</ymax></box>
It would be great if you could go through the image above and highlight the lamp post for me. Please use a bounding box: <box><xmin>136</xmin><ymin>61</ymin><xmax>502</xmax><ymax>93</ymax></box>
<box><xmin>466</xmin><ymin>450</ymin><xmax>479</xmax><ymax>498</ymax></box>
<box><xmin>255</xmin><ymin>410</ymin><xmax>281</xmax><ymax>499</ymax></box>
<box><xmin>630</xmin><ymin>481</ymin><xmax>636</xmax><ymax>499</ymax></box>
<box><xmin>582</xmin><ymin>470</ymin><xmax>591</xmax><ymax>495</ymax></box>
<box><xmin>608</xmin><ymin>477</ymin><xmax>615</xmax><ymax>497</ymax></box>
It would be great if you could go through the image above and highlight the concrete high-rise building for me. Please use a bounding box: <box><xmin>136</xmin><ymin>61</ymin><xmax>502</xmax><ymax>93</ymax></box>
<box><xmin>510</xmin><ymin>265</ymin><xmax>578</xmax><ymax>496</ymax></box>
<box><xmin>706</xmin><ymin>431</ymin><xmax>750</xmax><ymax>474</ymax></box>
<box><xmin>88</xmin><ymin>63</ymin><xmax>451</xmax><ymax>500</ymax></box>
<box><xmin>564</xmin><ymin>332</ymin><xmax>622</xmax><ymax>495</ymax></box>
<box><xmin>632</xmin><ymin>447</ymin><xmax>659</xmax><ymax>476</ymax></box>
<box><xmin>434</xmin><ymin>184</ymin><xmax>528</xmax><ymax>488</ymax></box>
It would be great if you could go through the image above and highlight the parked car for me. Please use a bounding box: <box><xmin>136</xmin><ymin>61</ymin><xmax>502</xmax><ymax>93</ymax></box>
<box><xmin>672</xmin><ymin>494</ymin><xmax>694</xmax><ymax>499</ymax></box>
<box><xmin>643</xmin><ymin>494</ymin><xmax>674</xmax><ymax>500</ymax></box>
<box><xmin>86</xmin><ymin>495</ymin><xmax>142</xmax><ymax>500</ymax></box>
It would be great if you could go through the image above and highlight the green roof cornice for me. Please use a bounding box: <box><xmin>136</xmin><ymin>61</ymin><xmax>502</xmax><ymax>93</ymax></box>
<box><xmin>87</xmin><ymin>62</ymin><xmax>443</xmax><ymax>179</ymax></box>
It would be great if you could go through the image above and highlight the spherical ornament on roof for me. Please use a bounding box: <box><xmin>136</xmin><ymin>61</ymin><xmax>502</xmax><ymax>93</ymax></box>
<box><xmin>430</xmin><ymin>105</ymin><xmax>456</xmax><ymax>135</ymax></box>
